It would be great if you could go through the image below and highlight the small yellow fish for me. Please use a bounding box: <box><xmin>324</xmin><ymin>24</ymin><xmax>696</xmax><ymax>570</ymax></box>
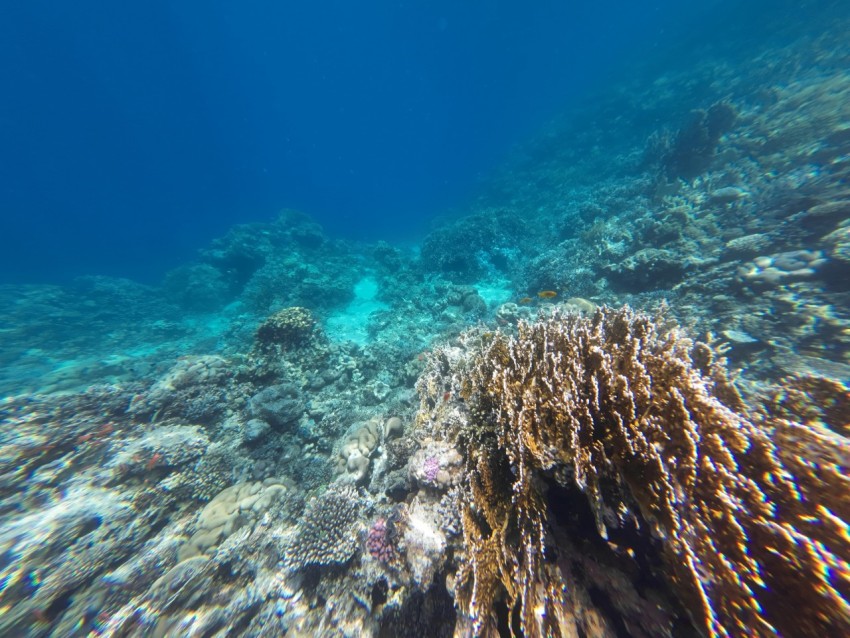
<box><xmin>537</xmin><ymin>290</ymin><xmax>558</xmax><ymax>299</ymax></box>
<box><xmin>518</xmin><ymin>297</ymin><xmax>533</xmax><ymax>304</ymax></box>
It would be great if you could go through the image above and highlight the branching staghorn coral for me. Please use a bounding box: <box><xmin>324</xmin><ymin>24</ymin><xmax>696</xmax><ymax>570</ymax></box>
<box><xmin>437</xmin><ymin>306</ymin><xmax>850</xmax><ymax>637</ymax></box>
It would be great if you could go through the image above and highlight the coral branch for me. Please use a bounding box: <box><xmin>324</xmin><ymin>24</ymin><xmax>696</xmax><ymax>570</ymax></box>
<box><xmin>444</xmin><ymin>306</ymin><xmax>850</xmax><ymax>637</ymax></box>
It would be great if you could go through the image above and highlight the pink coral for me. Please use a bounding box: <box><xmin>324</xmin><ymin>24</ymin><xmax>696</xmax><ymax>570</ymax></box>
<box><xmin>366</xmin><ymin>517</ymin><xmax>395</xmax><ymax>563</ymax></box>
<box><xmin>422</xmin><ymin>456</ymin><xmax>440</xmax><ymax>482</ymax></box>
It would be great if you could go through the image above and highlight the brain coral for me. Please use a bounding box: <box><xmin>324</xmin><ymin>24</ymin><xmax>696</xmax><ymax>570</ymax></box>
<box><xmin>429</xmin><ymin>306</ymin><xmax>850</xmax><ymax>638</ymax></box>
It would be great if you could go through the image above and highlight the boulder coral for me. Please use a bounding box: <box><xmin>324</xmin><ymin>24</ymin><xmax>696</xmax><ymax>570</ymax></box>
<box><xmin>423</xmin><ymin>306</ymin><xmax>850</xmax><ymax>637</ymax></box>
<box><xmin>335</xmin><ymin>416</ymin><xmax>404</xmax><ymax>483</ymax></box>
<box><xmin>178</xmin><ymin>481</ymin><xmax>288</xmax><ymax>561</ymax></box>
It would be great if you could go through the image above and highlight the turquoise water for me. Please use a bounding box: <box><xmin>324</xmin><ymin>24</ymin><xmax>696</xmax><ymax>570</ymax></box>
<box><xmin>1</xmin><ymin>2</ymin><xmax>849</xmax><ymax>636</ymax></box>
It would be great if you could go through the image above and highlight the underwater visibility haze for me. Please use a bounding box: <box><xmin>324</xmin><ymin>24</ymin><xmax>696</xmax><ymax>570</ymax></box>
<box><xmin>2</xmin><ymin>0</ymin><xmax>719</xmax><ymax>282</ymax></box>
<box><xmin>1</xmin><ymin>1</ymin><xmax>849</xmax><ymax>636</ymax></box>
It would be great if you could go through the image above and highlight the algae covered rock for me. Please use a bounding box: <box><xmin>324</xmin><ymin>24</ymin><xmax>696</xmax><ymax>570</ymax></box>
<box><xmin>248</xmin><ymin>382</ymin><xmax>305</xmax><ymax>430</ymax></box>
<box><xmin>665</xmin><ymin>101</ymin><xmax>737</xmax><ymax>179</ymax></box>
<box><xmin>605</xmin><ymin>247</ymin><xmax>685</xmax><ymax>290</ymax></box>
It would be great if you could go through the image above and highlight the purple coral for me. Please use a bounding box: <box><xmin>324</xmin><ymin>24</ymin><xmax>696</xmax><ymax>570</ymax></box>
<box><xmin>366</xmin><ymin>517</ymin><xmax>395</xmax><ymax>563</ymax></box>
<box><xmin>422</xmin><ymin>455</ymin><xmax>441</xmax><ymax>482</ymax></box>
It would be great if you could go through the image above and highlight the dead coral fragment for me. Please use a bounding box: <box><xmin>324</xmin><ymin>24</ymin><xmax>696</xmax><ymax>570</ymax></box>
<box><xmin>453</xmin><ymin>306</ymin><xmax>850</xmax><ymax>638</ymax></box>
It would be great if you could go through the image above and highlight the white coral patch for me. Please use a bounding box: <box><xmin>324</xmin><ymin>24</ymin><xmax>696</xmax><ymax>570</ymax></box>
<box><xmin>403</xmin><ymin>498</ymin><xmax>447</xmax><ymax>586</ymax></box>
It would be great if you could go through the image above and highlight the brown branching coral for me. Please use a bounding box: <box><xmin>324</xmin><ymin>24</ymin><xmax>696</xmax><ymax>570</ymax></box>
<box><xmin>445</xmin><ymin>306</ymin><xmax>850</xmax><ymax>637</ymax></box>
<box><xmin>254</xmin><ymin>306</ymin><xmax>316</xmax><ymax>351</ymax></box>
<box><xmin>768</xmin><ymin>374</ymin><xmax>850</xmax><ymax>436</ymax></box>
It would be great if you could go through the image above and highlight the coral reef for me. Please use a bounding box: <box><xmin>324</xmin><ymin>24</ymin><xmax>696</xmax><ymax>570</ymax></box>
<box><xmin>419</xmin><ymin>209</ymin><xmax>523</xmax><ymax>282</ymax></box>
<box><xmin>1</xmin><ymin>5</ymin><xmax>850</xmax><ymax>636</ymax></box>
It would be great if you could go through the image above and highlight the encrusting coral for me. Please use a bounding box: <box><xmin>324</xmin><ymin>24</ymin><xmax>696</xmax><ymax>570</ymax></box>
<box><xmin>426</xmin><ymin>306</ymin><xmax>850</xmax><ymax>637</ymax></box>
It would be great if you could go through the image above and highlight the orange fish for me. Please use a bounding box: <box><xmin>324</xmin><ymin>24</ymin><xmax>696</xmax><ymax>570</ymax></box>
<box><xmin>537</xmin><ymin>290</ymin><xmax>558</xmax><ymax>299</ymax></box>
<box><xmin>518</xmin><ymin>297</ymin><xmax>533</xmax><ymax>304</ymax></box>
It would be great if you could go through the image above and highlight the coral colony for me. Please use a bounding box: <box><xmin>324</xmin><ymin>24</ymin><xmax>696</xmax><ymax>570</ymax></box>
<box><xmin>2</xmin><ymin>6</ymin><xmax>850</xmax><ymax>637</ymax></box>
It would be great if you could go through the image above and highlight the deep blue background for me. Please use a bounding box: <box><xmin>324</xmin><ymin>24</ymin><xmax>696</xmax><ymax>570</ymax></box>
<box><xmin>0</xmin><ymin>1</ymin><xmax>719</xmax><ymax>283</ymax></box>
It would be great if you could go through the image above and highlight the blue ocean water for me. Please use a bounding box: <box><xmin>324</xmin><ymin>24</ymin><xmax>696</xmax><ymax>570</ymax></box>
<box><xmin>1</xmin><ymin>1</ymin><xmax>849</xmax><ymax>636</ymax></box>
<box><xmin>2</xmin><ymin>0</ymin><xmax>721</xmax><ymax>284</ymax></box>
